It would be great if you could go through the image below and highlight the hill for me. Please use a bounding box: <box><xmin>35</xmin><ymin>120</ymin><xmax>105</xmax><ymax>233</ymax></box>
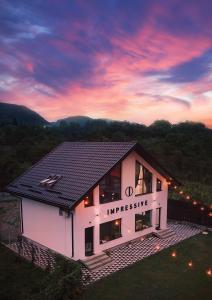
<box><xmin>0</xmin><ymin>102</ymin><xmax>48</xmax><ymax>126</ymax></box>
<box><xmin>53</xmin><ymin>115</ymin><xmax>112</xmax><ymax>126</ymax></box>
<box><xmin>53</xmin><ymin>115</ymin><xmax>93</xmax><ymax>126</ymax></box>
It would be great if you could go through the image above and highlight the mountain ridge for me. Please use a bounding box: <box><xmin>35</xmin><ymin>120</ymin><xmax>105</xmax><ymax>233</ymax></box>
<box><xmin>0</xmin><ymin>102</ymin><xmax>48</xmax><ymax>125</ymax></box>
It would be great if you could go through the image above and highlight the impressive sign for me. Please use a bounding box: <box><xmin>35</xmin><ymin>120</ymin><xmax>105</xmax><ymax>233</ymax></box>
<box><xmin>107</xmin><ymin>200</ymin><xmax>148</xmax><ymax>216</ymax></box>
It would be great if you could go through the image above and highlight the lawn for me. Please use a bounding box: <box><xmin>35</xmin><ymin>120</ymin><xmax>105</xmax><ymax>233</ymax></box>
<box><xmin>79</xmin><ymin>233</ymin><xmax>212</xmax><ymax>300</ymax></box>
<box><xmin>0</xmin><ymin>244</ymin><xmax>46</xmax><ymax>300</ymax></box>
<box><xmin>0</xmin><ymin>233</ymin><xmax>211</xmax><ymax>300</ymax></box>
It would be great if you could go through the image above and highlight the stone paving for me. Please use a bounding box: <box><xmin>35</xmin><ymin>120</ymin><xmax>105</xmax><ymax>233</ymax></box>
<box><xmin>82</xmin><ymin>221</ymin><xmax>202</xmax><ymax>285</ymax></box>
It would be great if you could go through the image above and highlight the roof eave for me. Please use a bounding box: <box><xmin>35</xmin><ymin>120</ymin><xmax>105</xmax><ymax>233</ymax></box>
<box><xmin>6</xmin><ymin>188</ymin><xmax>72</xmax><ymax>211</ymax></box>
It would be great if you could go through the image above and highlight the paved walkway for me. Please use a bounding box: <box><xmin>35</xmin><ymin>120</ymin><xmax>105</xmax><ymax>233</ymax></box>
<box><xmin>82</xmin><ymin>222</ymin><xmax>202</xmax><ymax>285</ymax></box>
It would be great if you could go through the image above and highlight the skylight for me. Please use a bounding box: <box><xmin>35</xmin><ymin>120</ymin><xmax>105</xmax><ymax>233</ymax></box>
<box><xmin>40</xmin><ymin>174</ymin><xmax>62</xmax><ymax>187</ymax></box>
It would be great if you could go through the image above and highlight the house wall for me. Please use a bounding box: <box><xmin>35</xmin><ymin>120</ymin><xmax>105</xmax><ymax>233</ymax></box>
<box><xmin>22</xmin><ymin>198</ymin><xmax>72</xmax><ymax>257</ymax></box>
<box><xmin>73</xmin><ymin>151</ymin><xmax>168</xmax><ymax>260</ymax></box>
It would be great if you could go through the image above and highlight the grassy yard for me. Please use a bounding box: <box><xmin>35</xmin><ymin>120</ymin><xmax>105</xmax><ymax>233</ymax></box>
<box><xmin>0</xmin><ymin>233</ymin><xmax>211</xmax><ymax>300</ymax></box>
<box><xmin>0</xmin><ymin>244</ymin><xmax>46</xmax><ymax>300</ymax></box>
<box><xmin>80</xmin><ymin>233</ymin><xmax>212</xmax><ymax>300</ymax></box>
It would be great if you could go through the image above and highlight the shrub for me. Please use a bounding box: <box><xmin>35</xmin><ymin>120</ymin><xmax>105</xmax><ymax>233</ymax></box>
<box><xmin>33</xmin><ymin>254</ymin><xmax>82</xmax><ymax>300</ymax></box>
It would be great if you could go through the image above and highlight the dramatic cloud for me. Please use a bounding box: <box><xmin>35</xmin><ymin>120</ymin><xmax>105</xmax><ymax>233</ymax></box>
<box><xmin>0</xmin><ymin>0</ymin><xmax>212</xmax><ymax>127</ymax></box>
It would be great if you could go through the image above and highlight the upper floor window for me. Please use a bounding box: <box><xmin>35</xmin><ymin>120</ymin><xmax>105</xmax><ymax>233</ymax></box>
<box><xmin>99</xmin><ymin>163</ymin><xmax>121</xmax><ymax>204</ymax></box>
<box><xmin>83</xmin><ymin>190</ymin><xmax>93</xmax><ymax>207</ymax></box>
<box><xmin>156</xmin><ymin>178</ymin><xmax>162</xmax><ymax>191</ymax></box>
<box><xmin>135</xmin><ymin>161</ymin><xmax>152</xmax><ymax>195</ymax></box>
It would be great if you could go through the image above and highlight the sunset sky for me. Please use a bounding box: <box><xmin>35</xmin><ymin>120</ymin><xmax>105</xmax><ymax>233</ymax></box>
<box><xmin>1</xmin><ymin>0</ymin><xmax>212</xmax><ymax>126</ymax></box>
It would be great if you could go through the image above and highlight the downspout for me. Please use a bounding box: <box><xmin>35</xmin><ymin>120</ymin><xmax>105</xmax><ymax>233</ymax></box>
<box><xmin>70</xmin><ymin>211</ymin><xmax>74</xmax><ymax>258</ymax></box>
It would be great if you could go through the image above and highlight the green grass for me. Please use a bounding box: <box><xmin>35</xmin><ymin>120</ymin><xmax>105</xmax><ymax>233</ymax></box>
<box><xmin>79</xmin><ymin>233</ymin><xmax>212</xmax><ymax>300</ymax></box>
<box><xmin>0</xmin><ymin>244</ymin><xmax>46</xmax><ymax>300</ymax></box>
<box><xmin>0</xmin><ymin>233</ymin><xmax>211</xmax><ymax>300</ymax></box>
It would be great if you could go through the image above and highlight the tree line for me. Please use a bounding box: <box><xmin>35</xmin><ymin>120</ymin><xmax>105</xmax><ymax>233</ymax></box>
<box><xmin>0</xmin><ymin>120</ymin><xmax>211</xmax><ymax>204</ymax></box>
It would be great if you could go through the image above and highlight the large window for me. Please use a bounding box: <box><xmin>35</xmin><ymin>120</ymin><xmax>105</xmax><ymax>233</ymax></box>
<box><xmin>135</xmin><ymin>210</ymin><xmax>152</xmax><ymax>231</ymax></box>
<box><xmin>100</xmin><ymin>219</ymin><xmax>121</xmax><ymax>244</ymax></box>
<box><xmin>135</xmin><ymin>161</ymin><xmax>152</xmax><ymax>195</ymax></box>
<box><xmin>99</xmin><ymin>163</ymin><xmax>121</xmax><ymax>204</ymax></box>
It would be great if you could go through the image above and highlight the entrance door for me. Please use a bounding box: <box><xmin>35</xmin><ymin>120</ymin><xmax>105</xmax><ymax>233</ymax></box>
<box><xmin>85</xmin><ymin>226</ymin><xmax>94</xmax><ymax>256</ymax></box>
<box><xmin>155</xmin><ymin>208</ymin><xmax>161</xmax><ymax>230</ymax></box>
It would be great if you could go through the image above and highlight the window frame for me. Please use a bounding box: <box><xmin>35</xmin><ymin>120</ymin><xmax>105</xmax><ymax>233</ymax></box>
<box><xmin>100</xmin><ymin>218</ymin><xmax>122</xmax><ymax>244</ymax></box>
<box><xmin>135</xmin><ymin>160</ymin><xmax>153</xmax><ymax>196</ymax></box>
<box><xmin>156</xmin><ymin>178</ymin><xmax>162</xmax><ymax>192</ymax></box>
<box><xmin>99</xmin><ymin>163</ymin><xmax>122</xmax><ymax>204</ymax></box>
<box><xmin>135</xmin><ymin>210</ymin><xmax>152</xmax><ymax>232</ymax></box>
<box><xmin>83</xmin><ymin>190</ymin><xmax>94</xmax><ymax>207</ymax></box>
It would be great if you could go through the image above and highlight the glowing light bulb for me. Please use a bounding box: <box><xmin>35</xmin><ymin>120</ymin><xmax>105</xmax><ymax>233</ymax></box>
<box><xmin>193</xmin><ymin>201</ymin><xmax>197</xmax><ymax>206</ymax></box>
<box><xmin>115</xmin><ymin>220</ymin><xmax>119</xmax><ymax>226</ymax></box>
<box><xmin>84</xmin><ymin>200</ymin><xmax>89</xmax><ymax>205</ymax></box>
<box><xmin>206</xmin><ymin>269</ymin><xmax>212</xmax><ymax>276</ymax></box>
<box><xmin>179</xmin><ymin>191</ymin><xmax>183</xmax><ymax>194</ymax></box>
<box><xmin>186</xmin><ymin>195</ymin><xmax>190</xmax><ymax>200</ymax></box>
<box><xmin>209</xmin><ymin>212</ymin><xmax>212</xmax><ymax>217</ymax></box>
<box><xmin>200</xmin><ymin>206</ymin><xmax>205</xmax><ymax>211</ymax></box>
<box><xmin>156</xmin><ymin>245</ymin><xmax>160</xmax><ymax>250</ymax></box>
<box><xmin>174</xmin><ymin>186</ymin><xmax>177</xmax><ymax>189</ymax></box>
<box><xmin>171</xmin><ymin>251</ymin><xmax>176</xmax><ymax>258</ymax></box>
<box><xmin>188</xmin><ymin>261</ymin><xmax>193</xmax><ymax>268</ymax></box>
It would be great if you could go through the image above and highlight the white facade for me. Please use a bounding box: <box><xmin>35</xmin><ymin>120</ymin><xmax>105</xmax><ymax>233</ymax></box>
<box><xmin>22</xmin><ymin>198</ymin><xmax>72</xmax><ymax>257</ymax></box>
<box><xmin>21</xmin><ymin>150</ymin><xmax>168</xmax><ymax>260</ymax></box>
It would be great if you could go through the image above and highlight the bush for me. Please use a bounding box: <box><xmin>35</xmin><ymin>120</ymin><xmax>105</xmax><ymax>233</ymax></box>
<box><xmin>33</xmin><ymin>254</ymin><xmax>82</xmax><ymax>300</ymax></box>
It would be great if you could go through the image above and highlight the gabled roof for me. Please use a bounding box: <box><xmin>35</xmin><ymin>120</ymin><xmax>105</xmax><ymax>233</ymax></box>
<box><xmin>7</xmin><ymin>141</ymin><xmax>178</xmax><ymax>209</ymax></box>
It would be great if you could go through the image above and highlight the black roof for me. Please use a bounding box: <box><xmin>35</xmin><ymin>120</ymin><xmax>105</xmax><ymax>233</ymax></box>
<box><xmin>7</xmin><ymin>142</ymin><xmax>178</xmax><ymax>209</ymax></box>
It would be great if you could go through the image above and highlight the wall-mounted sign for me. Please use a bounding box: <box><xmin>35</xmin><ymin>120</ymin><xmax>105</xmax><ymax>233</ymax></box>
<box><xmin>106</xmin><ymin>200</ymin><xmax>148</xmax><ymax>216</ymax></box>
<box><xmin>125</xmin><ymin>186</ymin><xmax>133</xmax><ymax>197</ymax></box>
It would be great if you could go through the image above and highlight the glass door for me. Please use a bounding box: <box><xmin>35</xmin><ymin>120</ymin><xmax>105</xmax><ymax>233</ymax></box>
<box><xmin>85</xmin><ymin>226</ymin><xmax>94</xmax><ymax>256</ymax></box>
<box><xmin>156</xmin><ymin>208</ymin><xmax>161</xmax><ymax>230</ymax></box>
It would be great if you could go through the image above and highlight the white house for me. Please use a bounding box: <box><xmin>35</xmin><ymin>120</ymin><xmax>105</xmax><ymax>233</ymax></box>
<box><xmin>7</xmin><ymin>142</ymin><xmax>177</xmax><ymax>267</ymax></box>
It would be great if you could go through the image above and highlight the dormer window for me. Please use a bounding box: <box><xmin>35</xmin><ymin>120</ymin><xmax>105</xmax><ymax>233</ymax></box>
<box><xmin>83</xmin><ymin>191</ymin><xmax>94</xmax><ymax>207</ymax></box>
<box><xmin>40</xmin><ymin>174</ymin><xmax>62</xmax><ymax>188</ymax></box>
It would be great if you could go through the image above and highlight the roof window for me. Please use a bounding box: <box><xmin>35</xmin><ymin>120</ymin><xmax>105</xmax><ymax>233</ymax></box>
<box><xmin>40</xmin><ymin>174</ymin><xmax>62</xmax><ymax>188</ymax></box>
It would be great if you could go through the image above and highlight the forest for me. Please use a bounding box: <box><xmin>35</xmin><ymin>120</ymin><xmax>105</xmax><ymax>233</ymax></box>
<box><xmin>0</xmin><ymin>119</ymin><xmax>212</xmax><ymax>204</ymax></box>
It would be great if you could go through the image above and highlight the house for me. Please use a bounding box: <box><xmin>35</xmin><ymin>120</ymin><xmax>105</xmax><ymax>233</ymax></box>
<box><xmin>7</xmin><ymin>142</ymin><xmax>177</xmax><ymax>264</ymax></box>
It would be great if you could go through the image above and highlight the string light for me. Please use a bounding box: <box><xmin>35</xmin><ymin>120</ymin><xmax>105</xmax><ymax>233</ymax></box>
<box><xmin>193</xmin><ymin>201</ymin><xmax>197</xmax><ymax>206</ymax></box>
<box><xmin>171</xmin><ymin>251</ymin><xmax>177</xmax><ymax>258</ymax></box>
<box><xmin>200</xmin><ymin>206</ymin><xmax>205</xmax><ymax>211</ymax></box>
<box><xmin>188</xmin><ymin>261</ymin><xmax>193</xmax><ymax>268</ymax></box>
<box><xmin>156</xmin><ymin>244</ymin><xmax>160</xmax><ymax>250</ymax></box>
<box><xmin>209</xmin><ymin>212</ymin><xmax>212</xmax><ymax>217</ymax></box>
<box><xmin>206</xmin><ymin>269</ymin><xmax>212</xmax><ymax>277</ymax></box>
<box><xmin>174</xmin><ymin>186</ymin><xmax>177</xmax><ymax>189</ymax></box>
<box><xmin>186</xmin><ymin>195</ymin><xmax>190</xmax><ymax>200</ymax></box>
<box><xmin>179</xmin><ymin>190</ymin><xmax>183</xmax><ymax>194</ymax></box>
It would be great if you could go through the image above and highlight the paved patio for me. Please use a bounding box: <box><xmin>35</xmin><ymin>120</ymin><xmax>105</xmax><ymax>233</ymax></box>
<box><xmin>82</xmin><ymin>221</ymin><xmax>202</xmax><ymax>285</ymax></box>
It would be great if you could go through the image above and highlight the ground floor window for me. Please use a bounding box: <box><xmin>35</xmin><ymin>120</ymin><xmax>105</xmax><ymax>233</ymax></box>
<box><xmin>135</xmin><ymin>210</ymin><xmax>152</xmax><ymax>231</ymax></box>
<box><xmin>100</xmin><ymin>219</ymin><xmax>121</xmax><ymax>244</ymax></box>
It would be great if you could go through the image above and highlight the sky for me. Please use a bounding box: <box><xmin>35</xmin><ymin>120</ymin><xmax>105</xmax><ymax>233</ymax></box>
<box><xmin>0</xmin><ymin>0</ymin><xmax>212</xmax><ymax>127</ymax></box>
